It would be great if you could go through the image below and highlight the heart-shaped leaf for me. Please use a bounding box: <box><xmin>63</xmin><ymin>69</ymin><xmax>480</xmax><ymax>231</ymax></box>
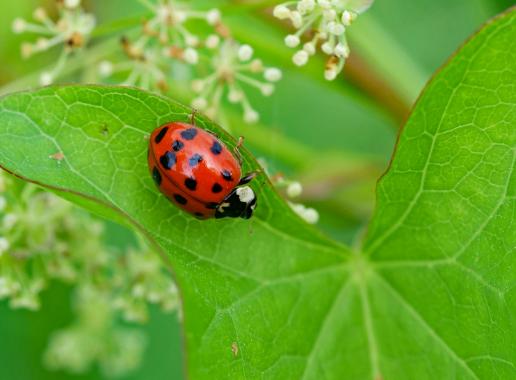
<box><xmin>0</xmin><ymin>8</ymin><xmax>514</xmax><ymax>379</ymax></box>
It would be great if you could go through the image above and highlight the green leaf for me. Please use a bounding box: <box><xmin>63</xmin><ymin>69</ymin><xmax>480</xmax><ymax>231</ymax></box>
<box><xmin>0</xmin><ymin>8</ymin><xmax>515</xmax><ymax>379</ymax></box>
<box><xmin>362</xmin><ymin>8</ymin><xmax>516</xmax><ymax>379</ymax></box>
<box><xmin>364</xmin><ymin>8</ymin><xmax>516</xmax><ymax>379</ymax></box>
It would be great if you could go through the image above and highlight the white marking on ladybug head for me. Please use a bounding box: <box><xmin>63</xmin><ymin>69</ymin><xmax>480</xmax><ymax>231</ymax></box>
<box><xmin>236</xmin><ymin>186</ymin><xmax>255</xmax><ymax>204</ymax></box>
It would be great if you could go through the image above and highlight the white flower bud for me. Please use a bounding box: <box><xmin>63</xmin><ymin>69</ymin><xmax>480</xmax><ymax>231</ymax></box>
<box><xmin>0</xmin><ymin>277</ymin><xmax>10</xmax><ymax>297</ymax></box>
<box><xmin>11</xmin><ymin>293</ymin><xmax>39</xmax><ymax>310</ymax></box>
<box><xmin>183</xmin><ymin>48</ymin><xmax>198</xmax><ymax>64</ymax></box>
<box><xmin>303</xmin><ymin>42</ymin><xmax>316</xmax><ymax>55</ymax></box>
<box><xmin>132</xmin><ymin>284</ymin><xmax>145</xmax><ymax>298</ymax></box>
<box><xmin>36</xmin><ymin>38</ymin><xmax>49</xmax><ymax>50</ymax></box>
<box><xmin>12</xmin><ymin>18</ymin><xmax>26</xmax><ymax>34</ymax></box>
<box><xmin>98</xmin><ymin>61</ymin><xmax>113</xmax><ymax>77</ymax></box>
<box><xmin>298</xmin><ymin>0</ymin><xmax>315</xmax><ymax>13</ymax></box>
<box><xmin>191</xmin><ymin>97</ymin><xmax>208</xmax><ymax>110</ymax></box>
<box><xmin>250</xmin><ymin>59</ymin><xmax>263</xmax><ymax>72</ymax></box>
<box><xmin>293</xmin><ymin>50</ymin><xmax>309</xmax><ymax>66</ymax></box>
<box><xmin>156</xmin><ymin>5</ymin><xmax>170</xmax><ymax>20</ymax></box>
<box><xmin>261</xmin><ymin>84</ymin><xmax>274</xmax><ymax>96</ymax></box>
<box><xmin>3</xmin><ymin>214</ymin><xmax>17</xmax><ymax>230</ymax></box>
<box><xmin>191</xmin><ymin>80</ymin><xmax>205</xmax><ymax>93</ymax></box>
<box><xmin>64</xmin><ymin>0</ymin><xmax>81</xmax><ymax>9</ymax></box>
<box><xmin>264</xmin><ymin>68</ymin><xmax>282</xmax><ymax>82</ymax></box>
<box><xmin>40</xmin><ymin>72</ymin><xmax>53</xmax><ymax>86</ymax></box>
<box><xmin>317</xmin><ymin>0</ymin><xmax>331</xmax><ymax>9</ymax></box>
<box><xmin>290</xmin><ymin>202</ymin><xmax>319</xmax><ymax>224</ymax></box>
<box><xmin>238</xmin><ymin>45</ymin><xmax>253</xmax><ymax>61</ymax></box>
<box><xmin>185</xmin><ymin>35</ymin><xmax>199</xmax><ymax>47</ymax></box>
<box><xmin>323</xmin><ymin>9</ymin><xmax>337</xmax><ymax>21</ymax></box>
<box><xmin>244</xmin><ymin>109</ymin><xmax>259</xmax><ymax>123</ymax></box>
<box><xmin>321</xmin><ymin>41</ymin><xmax>334</xmax><ymax>55</ymax></box>
<box><xmin>206</xmin><ymin>9</ymin><xmax>221</xmax><ymax>25</ymax></box>
<box><xmin>290</xmin><ymin>11</ymin><xmax>303</xmax><ymax>28</ymax></box>
<box><xmin>147</xmin><ymin>292</ymin><xmax>161</xmax><ymax>303</ymax></box>
<box><xmin>324</xmin><ymin>68</ymin><xmax>338</xmax><ymax>81</ymax></box>
<box><xmin>228</xmin><ymin>90</ymin><xmax>243</xmax><ymax>103</ymax></box>
<box><xmin>327</xmin><ymin>21</ymin><xmax>345</xmax><ymax>35</ymax></box>
<box><xmin>33</xmin><ymin>7</ymin><xmax>47</xmax><ymax>22</ymax></box>
<box><xmin>334</xmin><ymin>43</ymin><xmax>350</xmax><ymax>58</ymax></box>
<box><xmin>173</xmin><ymin>10</ymin><xmax>187</xmax><ymax>23</ymax></box>
<box><xmin>205</xmin><ymin>34</ymin><xmax>220</xmax><ymax>49</ymax></box>
<box><xmin>287</xmin><ymin>182</ymin><xmax>303</xmax><ymax>198</ymax></box>
<box><xmin>273</xmin><ymin>5</ymin><xmax>291</xmax><ymax>19</ymax></box>
<box><xmin>303</xmin><ymin>207</ymin><xmax>319</xmax><ymax>224</ymax></box>
<box><xmin>0</xmin><ymin>237</ymin><xmax>9</xmax><ymax>255</ymax></box>
<box><xmin>285</xmin><ymin>34</ymin><xmax>300</xmax><ymax>48</ymax></box>
<box><xmin>341</xmin><ymin>10</ymin><xmax>355</xmax><ymax>25</ymax></box>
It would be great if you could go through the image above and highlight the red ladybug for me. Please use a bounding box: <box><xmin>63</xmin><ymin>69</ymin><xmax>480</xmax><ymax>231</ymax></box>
<box><xmin>148</xmin><ymin>120</ymin><xmax>257</xmax><ymax>219</ymax></box>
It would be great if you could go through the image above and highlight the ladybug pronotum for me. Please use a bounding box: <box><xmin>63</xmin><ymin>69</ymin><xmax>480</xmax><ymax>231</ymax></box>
<box><xmin>147</xmin><ymin>120</ymin><xmax>257</xmax><ymax>219</ymax></box>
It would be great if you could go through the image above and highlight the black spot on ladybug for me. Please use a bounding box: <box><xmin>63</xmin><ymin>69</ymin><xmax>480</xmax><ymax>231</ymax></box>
<box><xmin>189</xmin><ymin>153</ymin><xmax>203</xmax><ymax>167</ymax></box>
<box><xmin>206</xmin><ymin>202</ymin><xmax>218</xmax><ymax>209</ymax></box>
<box><xmin>172</xmin><ymin>140</ymin><xmax>184</xmax><ymax>152</ymax></box>
<box><xmin>211</xmin><ymin>141</ymin><xmax>223</xmax><ymax>155</ymax></box>
<box><xmin>155</xmin><ymin>127</ymin><xmax>168</xmax><ymax>144</ymax></box>
<box><xmin>160</xmin><ymin>151</ymin><xmax>176</xmax><ymax>169</ymax></box>
<box><xmin>152</xmin><ymin>167</ymin><xmax>162</xmax><ymax>186</ymax></box>
<box><xmin>181</xmin><ymin>128</ymin><xmax>197</xmax><ymax>140</ymax></box>
<box><xmin>194</xmin><ymin>212</ymin><xmax>204</xmax><ymax>218</ymax></box>
<box><xmin>174</xmin><ymin>194</ymin><xmax>187</xmax><ymax>205</ymax></box>
<box><xmin>185</xmin><ymin>177</ymin><xmax>197</xmax><ymax>191</ymax></box>
<box><xmin>221</xmin><ymin>170</ymin><xmax>233</xmax><ymax>181</ymax></box>
<box><xmin>212</xmin><ymin>183</ymin><xmax>223</xmax><ymax>193</ymax></box>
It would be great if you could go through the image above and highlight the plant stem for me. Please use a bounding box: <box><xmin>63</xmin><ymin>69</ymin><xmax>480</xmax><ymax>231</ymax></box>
<box><xmin>347</xmin><ymin>15</ymin><xmax>428</xmax><ymax>105</ymax></box>
<box><xmin>0</xmin><ymin>39</ymin><xmax>117</xmax><ymax>96</ymax></box>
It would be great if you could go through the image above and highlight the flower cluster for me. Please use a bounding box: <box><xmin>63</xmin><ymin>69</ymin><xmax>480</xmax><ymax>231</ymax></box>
<box><xmin>99</xmin><ymin>0</ymin><xmax>222</xmax><ymax>91</ymax></box>
<box><xmin>191</xmin><ymin>39</ymin><xmax>282</xmax><ymax>123</ymax></box>
<box><xmin>98</xmin><ymin>0</ymin><xmax>282</xmax><ymax>125</ymax></box>
<box><xmin>0</xmin><ymin>171</ymin><xmax>178</xmax><ymax>377</ymax></box>
<box><xmin>12</xmin><ymin>0</ymin><xmax>95</xmax><ymax>85</ymax></box>
<box><xmin>258</xmin><ymin>158</ymin><xmax>320</xmax><ymax>224</ymax></box>
<box><xmin>273</xmin><ymin>0</ymin><xmax>373</xmax><ymax>80</ymax></box>
<box><xmin>44</xmin><ymin>286</ymin><xmax>147</xmax><ymax>378</ymax></box>
<box><xmin>139</xmin><ymin>0</ymin><xmax>221</xmax><ymax>60</ymax></box>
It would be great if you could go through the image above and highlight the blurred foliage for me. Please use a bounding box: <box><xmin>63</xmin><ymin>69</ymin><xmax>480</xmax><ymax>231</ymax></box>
<box><xmin>0</xmin><ymin>284</ymin><xmax>183</xmax><ymax>380</ymax></box>
<box><xmin>0</xmin><ymin>171</ymin><xmax>182</xmax><ymax>379</ymax></box>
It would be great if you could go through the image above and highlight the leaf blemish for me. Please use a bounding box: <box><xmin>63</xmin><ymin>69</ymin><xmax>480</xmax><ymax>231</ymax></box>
<box><xmin>231</xmin><ymin>342</ymin><xmax>239</xmax><ymax>357</ymax></box>
<box><xmin>49</xmin><ymin>152</ymin><xmax>65</xmax><ymax>161</ymax></box>
<box><xmin>100</xmin><ymin>124</ymin><xmax>109</xmax><ymax>136</ymax></box>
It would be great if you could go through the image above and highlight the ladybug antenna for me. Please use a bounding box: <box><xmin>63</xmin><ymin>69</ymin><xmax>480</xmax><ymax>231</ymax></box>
<box><xmin>232</xmin><ymin>136</ymin><xmax>245</xmax><ymax>164</ymax></box>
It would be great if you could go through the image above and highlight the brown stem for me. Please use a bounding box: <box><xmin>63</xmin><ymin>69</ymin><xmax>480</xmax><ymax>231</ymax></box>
<box><xmin>344</xmin><ymin>52</ymin><xmax>411</xmax><ymax>126</ymax></box>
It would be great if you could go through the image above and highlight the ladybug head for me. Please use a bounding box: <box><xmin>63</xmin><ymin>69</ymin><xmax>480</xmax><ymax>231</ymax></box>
<box><xmin>215</xmin><ymin>186</ymin><xmax>257</xmax><ymax>220</ymax></box>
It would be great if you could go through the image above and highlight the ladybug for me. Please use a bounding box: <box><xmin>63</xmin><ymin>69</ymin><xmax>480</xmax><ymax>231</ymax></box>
<box><xmin>148</xmin><ymin>120</ymin><xmax>257</xmax><ymax>220</ymax></box>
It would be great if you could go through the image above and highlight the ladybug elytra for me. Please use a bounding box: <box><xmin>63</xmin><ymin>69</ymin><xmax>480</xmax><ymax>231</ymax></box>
<box><xmin>148</xmin><ymin>120</ymin><xmax>257</xmax><ymax>219</ymax></box>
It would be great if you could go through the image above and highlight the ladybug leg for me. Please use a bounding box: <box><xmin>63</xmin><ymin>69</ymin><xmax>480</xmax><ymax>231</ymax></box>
<box><xmin>239</xmin><ymin>171</ymin><xmax>259</xmax><ymax>186</ymax></box>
